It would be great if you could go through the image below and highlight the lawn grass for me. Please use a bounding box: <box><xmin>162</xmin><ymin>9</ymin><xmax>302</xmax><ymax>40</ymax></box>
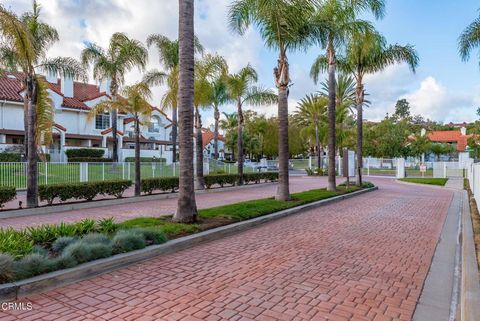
<box><xmin>119</xmin><ymin>185</ymin><xmax>363</xmax><ymax>237</ymax></box>
<box><xmin>399</xmin><ymin>178</ymin><xmax>448</xmax><ymax>186</ymax></box>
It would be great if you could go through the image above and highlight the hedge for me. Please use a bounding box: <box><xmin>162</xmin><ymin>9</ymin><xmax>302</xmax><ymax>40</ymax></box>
<box><xmin>39</xmin><ymin>180</ymin><xmax>132</xmax><ymax>205</ymax></box>
<box><xmin>125</xmin><ymin>157</ymin><xmax>166</xmax><ymax>163</ymax></box>
<box><xmin>68</xmin><ymin>157</ymin><xmax>113</xmax><ymax>163</ymax></box>
<box><xmin>0</xmin><ymin>153</ymin><xmax>50</xmax><ymax>162</ymax></box>
<box><xmin>140</xmin><ymin>172</ymin><xmax>279</xmax><ymax>194</ymax></box>
<box><xmin>65</xmin><ymin>149</ymin><xmax>104</xmax><ymax>159</ymax></box>
<box><xmin>141</xmin><ymin>177</ymin><xmax>179</xmax><ymax>194</ymax></box>
<box><xmin>0</xmin><ymin>186</ymin><xmax>16</xmax><ymax>208</ymax></box>
<box><xmin>204</xmin><ymin>174</ymin><xmax>238</xmax><ymax>188</ymax></box>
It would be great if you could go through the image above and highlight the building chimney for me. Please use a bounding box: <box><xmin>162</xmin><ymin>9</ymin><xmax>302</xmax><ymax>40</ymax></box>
<box><xmin>99</xmin><ymin>78</ymin><xmax>111</xmax><ymax>96</ymax></box>
<box><xmin>61</xmin><ymin>76</ymin><xmax>74</xmax><ymax>98</ymax></box>
<box><xmin>420</xmin><ymin>128</ymin><xmax>426</xmax><ymax>137</ymax></box>
<box><xmin>460</xmin><ymin>126</ymin><xmax>467</xmax><ymax>136</ymax></box>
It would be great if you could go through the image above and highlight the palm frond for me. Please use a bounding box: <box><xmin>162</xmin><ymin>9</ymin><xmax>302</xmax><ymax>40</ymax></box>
<box><xmin>38</xmin><ymin>56</ymin><xmax>87</xmax><ymax>81</ymax></box>
<box><xmin>143</xmin><ymin>69</ymin><xmax>167</xmax><ymax>86</ymax></box>
<box><xmin>243</xmin><ymin>86</ymin><xmax>277</xmax><ymax>106</ymax></box>
<box><xmin>35</xmin><ymin>76</ymin><xmax>54</xmax><ymax>145</ymax></box>
<box><xmin>459</xmin><ymin>15</ymin><xmax>480</xmax><ymax>62</ymax></box>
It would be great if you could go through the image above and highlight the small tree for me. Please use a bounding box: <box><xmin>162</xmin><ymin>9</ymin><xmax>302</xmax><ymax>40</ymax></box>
<box><xmin>89</xmin><ymin>82</ymin><xmax>152</xmax><ymax>196</ymax></box>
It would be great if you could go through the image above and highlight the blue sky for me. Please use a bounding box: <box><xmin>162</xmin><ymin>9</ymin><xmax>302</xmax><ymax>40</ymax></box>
<box><xmin>6</xmin><ymin>0</ymin><xmax>480</xmax><ymax>124</ymax></box>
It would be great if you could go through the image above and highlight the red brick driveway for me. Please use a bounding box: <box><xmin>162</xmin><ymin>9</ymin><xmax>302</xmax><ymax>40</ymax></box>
<box><xmin>1</xmin><ymin>179</ymin><xmax>453</xmax><ymax>321</ymax></box>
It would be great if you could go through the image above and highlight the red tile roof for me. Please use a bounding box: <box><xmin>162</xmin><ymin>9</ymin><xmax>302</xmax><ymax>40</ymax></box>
<box><xmin>0</xmin><ymin>73</ymin><xmax>24</xmax><ymax>102</ymax></box>
<box><xmin>53</xmin><ymin>123</ymin><xmax>67</xmax><ymax>132</ymax></box>
<box><xmin>100</xmin><ymin>128</ymin><xmax>124</xmax><ymax>136</ymax></box>
<box><xmin>201</xmin><ymin>128</ymin><xmax>224</xmax><ymax>149</ymax></box>
<box><xmin>123</xmin><ymin>117</ymin><xmax>135</xmax><ymax>125</ymax></box>
<box><xmin>427</xmin><ymin>130</ymin><xmax>471</xmax><ymax>151</ymax></box>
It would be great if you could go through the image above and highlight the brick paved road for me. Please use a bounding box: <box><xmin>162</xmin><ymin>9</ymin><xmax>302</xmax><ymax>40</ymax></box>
<box><xmin>1</xmin><ymin>176</ymin><xmax>332</xmax><ymax>230</ymax></box>
<box><xmin>1</xmin><ymin>179</ymin><xmax>453</xmax><ymax>321</ymax></box>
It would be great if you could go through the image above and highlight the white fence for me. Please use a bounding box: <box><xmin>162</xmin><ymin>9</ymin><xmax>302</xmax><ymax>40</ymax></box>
<box><xmin>0</xmin><ymin>158</ymin><xmax>279</xmax><ymax>190</ymax></box>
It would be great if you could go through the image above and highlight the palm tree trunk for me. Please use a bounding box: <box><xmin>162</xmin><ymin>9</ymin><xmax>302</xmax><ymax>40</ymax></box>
<box><xmin>26</xmin><ymin>76</ymin><xmax>38</xmax><ymax>208</ymax></box>
<box><xmin>134</xmin><ymin>115</ymin><xmax>141</xmax><ymax>197</ymax></box>
<box><xmin>355</xmin><ymin>79</ymin><xmax>364</xmax><ymax>187</ymax></box>
<box><xmin>23</xmin><ymin>96</ymin><xmax>28</xmax><ymax>161</ymax></box>
<box><xmin>171</xmin><ymin>106</ymin><xmax>178</xmax><ymax>163</ymax></box>
<box><xmin>213</xmin><ymin>105</ymin><xmax>220</xmax><ymax>160</ymax></box>
<box><xmin>237</xmin><ymin>99</ymin><xmax>244</xmax><ymax>185</ymax></box>
<box><xmin>174</xmin><ymin>0</ymin><xmax>198</xmax><ymax>223</ymax></box>
<box><xmin>109</xmin><ymin>82</ymin><xmax>119</xmax><ymax>162</ymax></box>
<box><xmin>327</xmin><ymin>42</ymin><xmax>337</xmax><ymax>192</ymax></box>
<box><xmin>275</xmin><ymin>52</ymin><xmax>290</xmax><ymax>201</ymax></box>
<box><xmin>194</xmin><ymin>106</ymin><xmax>205</xmax><ymax>190</ymax></box>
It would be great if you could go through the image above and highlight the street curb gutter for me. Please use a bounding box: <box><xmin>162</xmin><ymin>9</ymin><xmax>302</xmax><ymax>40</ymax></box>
<box><xmin>0</xmin><ymin>186</ymin><xmax>377</xmax><ymax>302</ymax></box>
<box><xmin>461</xmin><ymin>190</ymin><xmax>480</xmax><ymax>321</ymax></box>
<box><xmin>0</xmin><ymin>182</ymin><xmax>276</xmax><ymax>219</ymax></box>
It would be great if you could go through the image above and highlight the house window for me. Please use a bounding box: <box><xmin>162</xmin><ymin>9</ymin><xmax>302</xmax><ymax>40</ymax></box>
<box><xmin>149</xmin><ymin>116</ymin><xmax>162</xmax><ymax>133</ymax></box>
<box><xmin>95</xmin><ymin>113</ymin><xmax>110</xmax><ymax>130</ymax></box>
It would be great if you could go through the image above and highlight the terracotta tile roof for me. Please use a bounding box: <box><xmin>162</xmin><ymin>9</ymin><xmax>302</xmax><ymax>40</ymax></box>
<box><xmin>201</xmin><ymin>128</ymin><xmax>224</xmax><ymax>149</ymax></box>
<box><xmin>53</xmin><ymin>123</ymin><xmax>67</xmax><ymax>132</ymax></box>
<box><xmin>427</xmin><ymin>130</ymin><xmax>471</xmax><ymax>151</ymax></box>
<box><xmin>0</xmin><ymin>73</ymin><xmax>24</xmax><ymax>102</ymax></box>
<box><xmin>101</xmin><ymin>128</ymin><xmax>124</xmax><ymax>136</ymax></box>
<box><xmin>124</xmin><ymin>117</ymin><xmax>135</xmax><ymax>125</ymax></box>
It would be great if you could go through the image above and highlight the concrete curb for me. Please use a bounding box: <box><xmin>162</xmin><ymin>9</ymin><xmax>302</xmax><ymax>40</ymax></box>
<box><xmin>395</xmin><ymin>179</ymin><xmax>457</xmax><ymax>191</ymax></box>
<box><xmin>461</xmin><ymin>190</ymin><xmax>480</xmax><ymax>320</ymax></box>
<box><xmin>0</xmin><ymin>182</ymin><xmax>276</xmax><ymax>220</ymax></box>
<box><xmin>0</xmin><ymin>186</ymin><xmax>378</xmax><ymax>301</ymax></box>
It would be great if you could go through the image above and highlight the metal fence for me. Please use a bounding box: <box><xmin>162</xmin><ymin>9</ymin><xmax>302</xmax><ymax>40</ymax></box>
<box><xmin>0</xmin><ymin>159</ymin><xmax>279</xmax><ymax>190</ymax></box>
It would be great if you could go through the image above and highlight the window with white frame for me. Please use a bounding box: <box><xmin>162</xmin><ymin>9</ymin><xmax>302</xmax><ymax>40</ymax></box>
<box><xmin>95</xmin><ymin>113</ymin><xmax>110</xmax><ymax>130</ymax></box>
<box><xmin>149</xmin><ymin>116</ymin><xmax>162</xmax><ymax>133</ymax></box>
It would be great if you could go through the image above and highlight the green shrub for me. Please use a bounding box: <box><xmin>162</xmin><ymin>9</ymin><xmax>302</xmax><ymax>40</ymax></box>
<box><xmin>125</xmin><ymin>157</ymin><xmax>166</xmax><ymax>163</ymax></box>
<box><xmin>81</xmin><ymin>233</ymin><xmax>110</xmax><ymax>245</ymax></box>
<box><xmin>15</xmin><ymin>253</ymin><xmax>55</xmax><ymax>280</ymax></box>
<box><xmin>97</xmin><ymin>217</ymin><xmax>117</xmax><ymax>234</ymax></box>
<box><xmin>75</xmin><ymin>219</ymin><xmax>96</xmax><ymax>235</ymax></box>
<box><xmin>53</xmin><ymin>252</ymin><xmax>77</xmax><ymax>270</ymax></box>
<box><xmin>132</xmin><ymin>228</ymin><xmax>168</xmax><ymax>245</ymax></box>
<box><xmin>141</xmin><ymin>177</ymin><xmax>179</xmax><ymax>194</ymax></box>
<box><xmin>0</xmin><ymin>253</ymin><xmax>15</xmax><ymax>283</ymax></box>
<box><xmin>0</xmin><ymin>186</ymin><xmax>16</xmax><ymax>208</ymax></box>
<box><xmin>243</xmin><ymin>173</ymin><xmax>261</xmax><ymax>185</ymax></box>
<box><xmin>32</xmin><ymin>245</ymin><xmax>49</xmax><ymax>256</ymax></box>
<box><xmin>87</xmin><ymin>243</ymin><xmax>112</xmax><ymax>260</ymax></box>
<box><xmin>112</xmin><ymin>230</ymin><xmax>146</xmax><ymax>254</ymax></box>
<box><xmin>65</xmin><ymin>148</ymin><xmax>104</xmax><ymax>159</ymax></box>
<box><xmin>62</xmin><ymin>241</ymin><xmax>92</xmax><ymax>264</ymax></box>
<box><xmin>68</xmin><ymin>157</ymin><xmax>113</xmax><ymax>163</ymax></box>
<box><xmin>52</xmin><ymin>236</ymin><xmax>77</xmax><ymax>253</ymax></box>
<box><xmin>0</xmin><ymin>228</ymin><xmax>33</xmax><ymax>259</ymax></box>
<box><xmin>0</xmin><ymin>152</ymin><xmax>21</xmax><ymax>162</ymax></box>
<box><xmin>27</xmin><ymin>223</ymin><xmax>77</xmax><ymax>247</ymax></box>
<box><xmin>204</xmin><ymin>174</ymin><xmax>238</xmax><ymax>189</ymax></box>
<box><xmin>39</xmin><ymin>180</ymin><xmax>132</xmax><ymax>204</ymax></box>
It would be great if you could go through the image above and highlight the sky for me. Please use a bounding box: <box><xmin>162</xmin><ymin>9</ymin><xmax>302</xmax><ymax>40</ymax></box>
<box><xmin>4</xmin><ymin>0</ymin><xmax>480</xmax><ymax>126</ymax></box>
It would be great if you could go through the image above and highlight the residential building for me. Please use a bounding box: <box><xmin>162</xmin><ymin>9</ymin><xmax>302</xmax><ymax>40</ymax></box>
<box><xmin>200</xmin><ymin>128</ymin><xmax>226</xmax><ymax>160</ymax></box>
<box><xmin>0</xmin><ymin>73</ymin><xmax>175</xmax><ymax>163</ymax></box>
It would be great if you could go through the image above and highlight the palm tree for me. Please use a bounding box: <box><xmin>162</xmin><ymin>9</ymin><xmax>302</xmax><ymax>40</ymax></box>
<box><xmin>144</xmin><ymin>34</ymin><xmax>203</xmax><ymax>163</ymax></box>
<box><xmin>220</xmin><ymin>112</ymin><xmax>238</xmax><ymax>160</ymax></box>
<box><xmin>193</xmin><ymin>54</ymin><xmax>228</xmax><ymax>189</ymax></box>
<box><xmin>0</xmin><ymin>3</ymin><xmax>86</xmax><ymax>207</ymax></box>
<box><xmin>294</xmin><ymin>94</ymin><xmax>328</xmax><ymax>168</ymax></box>
<box><xmin>459</xmin><ymin>12</ymin><xmax>480</xmax><ymax>65</ymax></box>
<box><xmin>89</xmin><ymin>82</ymin><xmax>152</xmax><ymax>196</ymax></box>
<box><xmin>224</xmin><ymin>65</ymin><xmax>277</xmax><ymax>184</ymax></box>
<box><xmin>229</xmin><ymin>0</ymin><xmax>315</xmax><ymax>201</ymax></box>
<box><xmin>337</xmin><ymin>30</ymin><xmax>418</xmax><ymax>185</ymax></box>
<box><xmin>174</xmin><ymin>0</ymin><xmax>198</xmax><ymax>223</ymax></box>
<box><xmin>210</xmin><ymin>78</ymin><xmax>229</xmax><ymax>160</ymax></box>
<box><xmin>310</xmin><ymin>0</ymin><xmax>385</xmax><ymax>191</ymax></box>
<box><xmin>81</xmin><ymin>33</ymin><xmax>148</xmax><ymax>162</ymax></box>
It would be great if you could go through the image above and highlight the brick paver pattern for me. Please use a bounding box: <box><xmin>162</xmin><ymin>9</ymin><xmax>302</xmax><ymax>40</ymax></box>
<box><xmin>1</xmin><ymin>179</ymin><xmax>453</xmax><ymax>321</ymax></box>
<box><xmin>3</xmin><ymin>176</ymin><xmax>331</xmax><ymax>230</ymax></box>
